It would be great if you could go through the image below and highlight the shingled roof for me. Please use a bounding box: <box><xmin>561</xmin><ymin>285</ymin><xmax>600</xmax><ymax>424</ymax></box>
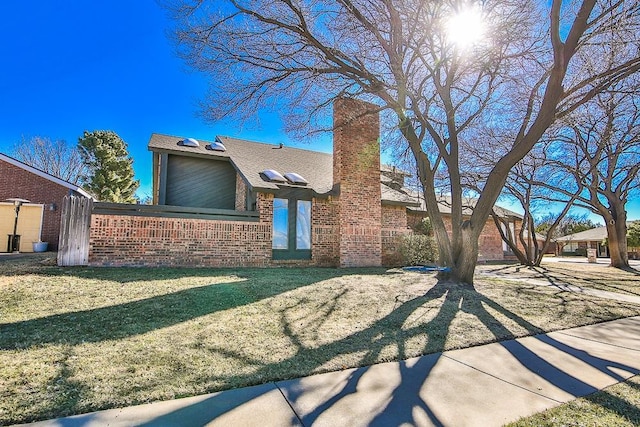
<box><xmin>406</xmin><ymin>193</ymin><xmax>523</xmax><ymax>219</ymax></box>
<box><xmin>148</xmin><ymin>133</ymin><xmax>418</xmax><ymax>206</ymax></box>
<box><xmin>554</xmin><ymin>222</ymin><xmax>637</xmax><ymax>242</ymax></box>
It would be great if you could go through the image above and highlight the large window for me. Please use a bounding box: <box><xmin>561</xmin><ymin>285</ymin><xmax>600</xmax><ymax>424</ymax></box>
<box><xmin>296</xmin><ymin>200</ymin><xmax>311</xmax><ymax>250</ymax></box>
<box><xmin>272</xmin><ymin>198</ymin><xmax>289</xmax><ymax>249</ymax></box>
<box><xmin>272</xmin><ymin>198</ymin><xmax>312</xmax><ymax>259</ymax></box>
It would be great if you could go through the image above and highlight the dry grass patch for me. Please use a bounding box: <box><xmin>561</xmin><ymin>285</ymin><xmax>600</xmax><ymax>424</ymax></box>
<box><xmin>1</xmin><ymin>256</ymin><xmax>639</xmax><ymax>424</ymax></box>
<box><xmin>508</xmin><ymin>375</ymin><xmax>640</xmax><ymax>426</ymax></box>
<box><xmin>477</xmin><ymin>259</ymin><xmax>640</xmax><ymax>296</ymax></box>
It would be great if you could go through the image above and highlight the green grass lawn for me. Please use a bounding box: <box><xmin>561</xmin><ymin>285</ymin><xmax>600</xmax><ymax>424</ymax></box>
<box><xmin>1</xmin><ymin>254</ymin><xmax>640</xmax><ymax>424</ymax></box>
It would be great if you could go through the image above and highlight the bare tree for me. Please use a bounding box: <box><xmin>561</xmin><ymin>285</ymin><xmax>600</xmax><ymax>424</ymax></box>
<box><xmin>537</xmin><ymin>85</ymin><xmax>640</xmax><ymax>269</ymax></box>
<box><xmin>167</xmin><ymin>0</ymin><xmax>640</xmax><ymax>284</ymax></box>
<box><xmin>491</xmin><ymin>145</ymin><xmax>582</xmax><ymax>266</ymax></box>
<box><xmin>12</xmin><ymin>136</ymin><xmax>86</xmax><ymax>185</ymax></box>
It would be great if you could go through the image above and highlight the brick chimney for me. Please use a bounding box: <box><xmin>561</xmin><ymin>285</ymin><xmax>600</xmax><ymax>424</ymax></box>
<box><xmin>333</xmin><ymin>98</ymin><xmax>382</xmax><ymax>267</ymax></box>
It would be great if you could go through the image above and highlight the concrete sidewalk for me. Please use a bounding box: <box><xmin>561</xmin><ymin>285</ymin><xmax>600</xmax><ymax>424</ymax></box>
<box><xmin>16</xmin><ymin>316</ymin><xmax>640</xmax><ymax>427</ymax></box>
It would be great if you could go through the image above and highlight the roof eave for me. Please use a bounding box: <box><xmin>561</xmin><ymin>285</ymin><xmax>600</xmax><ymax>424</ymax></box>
<box><xmin>383</xmin><ymin>199</ymin><xmax>421</xmax><ymax>207</ymax></box>
<box><xmin>0</xmin><ymin>153</ymin><xmax>93</xmax><ymax>199</ymax></box>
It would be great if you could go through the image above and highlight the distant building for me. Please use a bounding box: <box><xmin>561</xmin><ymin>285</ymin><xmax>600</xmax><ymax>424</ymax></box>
<box><xmin>0</xmin><ymin>153</ymin><xmax>91</xmax><ymax>252</ymax></box>
<box><xmin>554</xmin><ymin>222</ymin><xmax>639</xmax><ymax>259</ymax></box>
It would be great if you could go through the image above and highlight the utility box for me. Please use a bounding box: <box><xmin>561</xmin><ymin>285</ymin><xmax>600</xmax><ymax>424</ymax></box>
<box><xmin>587</xmin><ymin>248</ymin><xmax>597</xmax><ymax>263</ymax></box>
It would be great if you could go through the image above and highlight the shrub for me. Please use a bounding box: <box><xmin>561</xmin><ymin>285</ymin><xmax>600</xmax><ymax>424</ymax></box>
<box><xmin>400</xmin><ymin>234</ymin><xmax>437</xmax><ymax>266</ymax></box>
<box><xmin>411</xmin><ymin>217</ymin><xmax>433</xmax><ymax>236</ymax></box>
<box><xmin>574</xmin><ymin>248</ymin><xmax>587</xmax><ymax>257</ymax></box>
<box><xmin>562</xmin><ymin>248</ymin><xmax>587</xmax><ymax>257</ymax></box>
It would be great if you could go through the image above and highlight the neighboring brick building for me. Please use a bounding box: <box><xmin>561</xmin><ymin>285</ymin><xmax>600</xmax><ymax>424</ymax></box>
<box><xmin>88</xmin><ymin>98</ymin><xmax>521</xmax><ymax>267</ymax></box>
<box><xmin>0</xmin><ymin>153</ymin><xmax>91</xmax><ymax>252</ymax></box>
<box><xmin>554</xmin><ymin>222</ymin><xmax>639</xmax><ymax>259</ymax></box>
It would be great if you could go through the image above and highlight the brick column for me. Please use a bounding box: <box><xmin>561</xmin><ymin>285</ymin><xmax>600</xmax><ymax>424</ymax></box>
<box><xmin>333</xmin><ymin>98</ymin><xmax>382</xmax><ymax>267</ymax></box>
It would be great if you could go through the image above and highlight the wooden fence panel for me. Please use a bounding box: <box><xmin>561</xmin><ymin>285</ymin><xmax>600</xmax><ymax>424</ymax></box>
<box><xmin>57</xmin><ymin>196</ymin><xmax>92</xmax><ymax>266</ymax></box>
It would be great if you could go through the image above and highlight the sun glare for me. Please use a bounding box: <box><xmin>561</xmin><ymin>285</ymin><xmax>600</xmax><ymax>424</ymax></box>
<box><xmin>446</xmin><ymin>6</ymin><xmax>486</xmax><ymax>50</ymax></box>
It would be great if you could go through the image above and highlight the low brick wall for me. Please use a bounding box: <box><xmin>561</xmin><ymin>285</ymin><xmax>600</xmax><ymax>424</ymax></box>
<box><xmin>88</xmin><ymin>193</ymin><xmax>410</xmax><ymax>268</ymax></box>
<box><xmin>90</xmin><ymin>193</ymin><xmax>274</xmax><ymax>267</ymax></box>
<box><xmin>90</xmin><ymin>214</ymin><xmax>272</xmax><ymax>267</ymax></box>
<box><xmin>89</xmin><ymin>195</ymin><xmax>347</xmax><ymax>268</ymax></box>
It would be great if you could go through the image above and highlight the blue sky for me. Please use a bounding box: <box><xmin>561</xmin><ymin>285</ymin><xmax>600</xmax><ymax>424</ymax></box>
<box><xmin>0</xmin><ymin>0</ymin><xmax>332</xmax><ymax>199</ymax></box>
<box><xmin>0</xmin><ymin>1</ymin><xmax>637</xmax><ymax>220</ymax></box>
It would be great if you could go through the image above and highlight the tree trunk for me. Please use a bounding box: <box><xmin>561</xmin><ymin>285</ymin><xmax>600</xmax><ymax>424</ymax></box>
<box><xmin>438</xmin><ymin>221</ymin><xmax>479</xmax><ymax>286</ymax></box>
<box><xmin>605</xmin><ymin>208</ymin><xmax>629</xmax><ymax>269</ymax></box>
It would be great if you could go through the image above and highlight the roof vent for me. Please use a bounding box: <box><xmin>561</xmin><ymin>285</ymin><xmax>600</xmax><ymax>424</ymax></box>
<box><xmin>284</xmin><ymin>172</ymin><xmax>308</xmax><ymax>185</ymax></box>
<box><xmin>206</xmin><ymin>141</ymin><xmax>226</xmax><ymax>152</ymax></box>
<box><xmin>260</xmin><ymin>169</ymin><xmax>286</xmax><ymax>183</ymax></box>
<box><xmin>178</xmin><ymin>137</ymin><xmax>200</xmax><ymax>147</ymax></box>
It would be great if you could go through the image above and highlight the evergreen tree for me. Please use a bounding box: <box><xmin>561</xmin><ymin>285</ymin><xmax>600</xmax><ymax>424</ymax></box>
<box><xmin>78</xmin><ymin>130</ymin><xmax>139</xmax><ymax>203</ymax></box>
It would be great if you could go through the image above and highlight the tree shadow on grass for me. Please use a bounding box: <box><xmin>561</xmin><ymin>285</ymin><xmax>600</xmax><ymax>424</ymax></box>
<box><xmin>143</xmin><ymin>278</ymin><xmax>639</xmax><ymax>427</ymax></box>
<box><xmin>138</xmin><ymin>279</ymin><xmax>553</xmax><ymax>426</ymax></box>
<box><xmin>8</xmin><ymin>275</ymin><xmax>640</xmax><ymax>426</ymax></box>
<box><xmin>482</xmin><ymin>263</ymin><xmax>640</xmax><ymax>298</ymax></box>
<box><xmin>0</xmin><ymin>268</ymin><xmax>373</xmax><ymax>350</ymax></box>
<box><xmin>532</xmin><ymin>265</ymin><xmax>640</xmax><ymax>298</ymax></box>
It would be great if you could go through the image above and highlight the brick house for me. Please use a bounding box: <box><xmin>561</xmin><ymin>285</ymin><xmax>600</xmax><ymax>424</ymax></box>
<box><xmin>554</xmin><ymin>222</ymin><xmax>640</xmax><ymax>259</ymax></box>
<box><xmin>101</xmin><ymin>98</ymin><xmax>519</xmax><ymax>268</ymax></box>
<box><xmin>0</xmin><ymin>153</ymin><xmax>91</xmax><ymax>252</ymax></box>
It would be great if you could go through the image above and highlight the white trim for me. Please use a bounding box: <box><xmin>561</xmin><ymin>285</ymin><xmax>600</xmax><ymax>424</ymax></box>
<box><xmin>0</xmin><ymin>153</ymin><xmax>94</xmax><ymax>199</ymax></box>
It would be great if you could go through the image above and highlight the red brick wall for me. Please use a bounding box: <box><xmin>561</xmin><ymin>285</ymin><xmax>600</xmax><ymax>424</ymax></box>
<box><xmin>0</xmin><ymin>158</ymin><xmax>73</xmax><ymax>250</ymax></box>
<box><xmin>312</xmin><ymin>197</ymin><xmax>340</xmax><ymax>266</ymax></box>
<box><xmin>477</xmin><ymin>219</ymin><xmax>505</xmax><ymax>261</ymax></box>
<box><xmin>89</xmin><ymin>193</ymin><xmax>344</xmax><ymax>268</ymax></box>
<box><xmin>333</xmin><ymin>98</ymin><xmax>382</xmax><ymax>267</ymax></box>
<box><xmin>382</xmin><ymin>205</ymin><xmax>410</xmax><ymax>266</ymax></box>
<box><xmin>89</xmin><ymin>193</ymin><xmax>273</xmax><ymax>267</ymax></box>
<box><xmin>89</xmin><ymin>200</ymin><xmax>517</xmax><ymax>267</ymax></box>
<box><xmin>406</xmin><ymin>210</ymin><xmax>515</xmax><ymax>262</ymax></box>
<box><xmin>89</xmin><ymin>215</ymin><xmax>272</xmax><ymax>267</ymax></box>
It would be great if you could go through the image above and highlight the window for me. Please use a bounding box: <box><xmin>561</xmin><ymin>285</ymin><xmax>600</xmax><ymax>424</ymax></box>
<box><xmin>563</xmin><ymin>242</ymin><xmax>579</xmax><ymax>252</ymax></box>
<box><xmin>272</xmin><ymin>198</ymin><xmax>289</xmax><ymax>249</ymax></box>
<box><xmin>272</xmin><ymin>198</ymin><xmax>312</xmax><ymax>259</ymax></box>
<box><xmin>296</xmin><ymin>200</ymin><xmax>311</xmax><ymax>250</ymax></box>
<box><xmin>501</xmin><ymin>221</ymin><xmax>516</xmax><ymax>253</ymax></box>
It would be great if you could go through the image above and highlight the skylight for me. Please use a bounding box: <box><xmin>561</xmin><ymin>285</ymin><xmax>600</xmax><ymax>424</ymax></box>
<box><xmin>260</xmin><ymin>169</ymin><xmax>286</xmax><ymax>183</ymax></box>
<box><xmin>206</xmin><ymin>141</ymin><xmax>226</xmax><ymax>152</ymax></box>
<box><xmin>178</xmin><ymin>138</ymin><xmax>200</xmax><ymax>147</ymax></box>
<box><xmin>284</xmin><ymin>172</ymin><xmax>308</xmax><ymax>185</ymax></box>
